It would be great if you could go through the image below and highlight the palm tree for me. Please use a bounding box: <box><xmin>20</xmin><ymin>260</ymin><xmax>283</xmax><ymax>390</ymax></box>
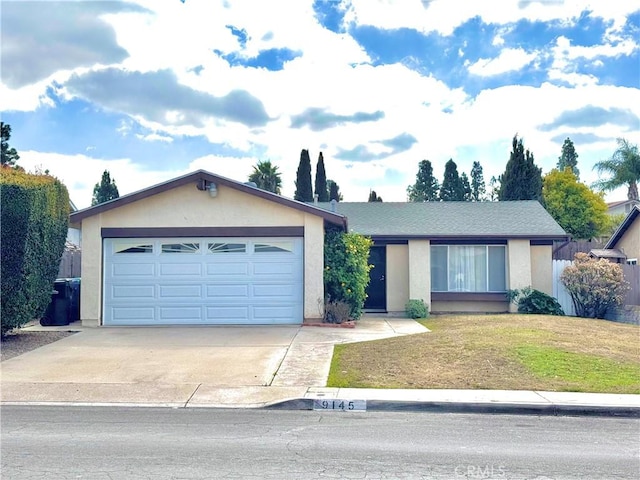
<box><xmin>248</xmin><ymin>160</ymin><xmax>282</xmax><ymax>194</ymax></box>
<box><xmin>593</xmin><ymin>138</ymin><xmax>640</xmax><ymax>200</ymax></box>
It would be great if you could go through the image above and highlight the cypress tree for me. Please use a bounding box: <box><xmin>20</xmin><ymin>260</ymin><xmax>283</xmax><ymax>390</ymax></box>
<box><xmin>470</xmin><ymin>161</ymin><xmax>486</xmax><ymax>201</ymax></box>
<box><xmin>314</xmin><ymin>152</ymin><xmax>329</xmax><ymax>201</ymax></box>
<box><xmin>499</xmin><ymin>135</ymin><xmax>543</xmax><ymax>201</ymax></box>
<box><xmin>294</xmin><ymin>149</ymin><xmax>313</xmax><ymax>202</ymax></box>
<box><xmin>557</xmin><ymin>137</ymin><xmax>579</xmax><ymax>179</ymax></box>
<box><xmin>407</xmin><ymin>159</ymin><xmax>439</xmax><ymax>201</ymax></box>
<box><xmin>328</xmin><ymin>180</ymin><xmax>342</xmax><ymax>202</ymax></box>
<box><xmin>439</xmin><ymin>159</ymin><xmax>464</xmax><ymax>201</ymax></box>
<box><xmin>91</xmin><ymin>170</ymin><xmax>120</xmax><ymax>206</ymax></box>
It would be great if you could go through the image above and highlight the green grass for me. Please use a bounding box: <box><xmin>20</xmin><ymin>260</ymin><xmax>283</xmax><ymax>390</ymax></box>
<box><xmin>327</xmin><ymin>314</ymin><xmax>640</xmax><ymax>393</ymax></box>
<box><xmin>514</xmin><ymin>345</ymin><xmax>640</xmax><ymax>393</ymax></box>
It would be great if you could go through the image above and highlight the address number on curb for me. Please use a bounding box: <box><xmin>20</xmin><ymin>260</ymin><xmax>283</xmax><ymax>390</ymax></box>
<box><xmin>313</xmin><ymin>399</ymin><xmax>366</xmax><ymax>411</ymax></box>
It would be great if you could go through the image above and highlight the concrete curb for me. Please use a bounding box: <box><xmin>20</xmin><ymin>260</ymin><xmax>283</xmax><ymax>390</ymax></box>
<box><xmin>264</xmin><ymin>398</ymin><xmax>640</xmax><ymax>417</ymax></box>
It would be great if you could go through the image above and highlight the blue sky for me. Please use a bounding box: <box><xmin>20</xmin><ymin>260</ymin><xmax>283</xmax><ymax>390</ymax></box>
<box><xmin>1</xmin><ymin>0</ymin><xmax>639</xmax><ymax>208</ymax></box>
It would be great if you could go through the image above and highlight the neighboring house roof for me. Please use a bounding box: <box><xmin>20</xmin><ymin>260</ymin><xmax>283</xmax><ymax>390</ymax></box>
<box><xmin>604</xmin><ymin>205</ymin><xmax>640</xmax><ymax>249</ymax></box>
<box><xmin>316</xmin><ymin>201</ymin><xmax>569</xmax><ymax>240</ymax></box>
<box><xmin>70</xmin><ymin>170</ymin><xmax>346</xmax><ymax>227</ymax></box>
<box><xmin>589</xmin><ymin>248</ymin><xmax>627</xmax><ymax>260</ymax></box>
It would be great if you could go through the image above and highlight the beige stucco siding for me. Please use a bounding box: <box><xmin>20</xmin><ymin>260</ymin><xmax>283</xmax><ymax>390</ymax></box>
<box><xmin>507</xmin><ymin>239</ymin><xmax>532</xmax><ymax>313</ymax></box>
<box><xmin>616</xmin><ymin>220</ymin><xmax>640</xmax><ymax>260</ymax></box>
<box><xmin>303</xmin><ymin>214</ymin><xmax>325</xmax><ymax>321</ymax></box>
<box><xmin>79</xmin><ymin>183</ymin><xmax>322</xmax><ymax>326</ymax></box>
<box><xmin>386</xmin><ymin>245</ymin><xmax>409</xmax><ymax>312</ymax></box>
<box><xmin>530</xmin><ymin>245</ymin><xmax>553</xmax><ymax>295</ymax></box>
<box><xmin>408</xmin><ymin>240</ymin><xmax>431</xmax><ymax>307</ymax></box>
<box><xmin>97</xmin><ymin>183</ymin><xmax>305</xmax><ymax>227</ymax></box>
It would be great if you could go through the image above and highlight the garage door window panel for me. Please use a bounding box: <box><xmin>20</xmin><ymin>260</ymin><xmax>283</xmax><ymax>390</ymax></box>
<box><xmin>161</xmin><ymin>242</ymin><xmax>200</xmax><ymax>254</ymax></box>
<box><xmin>208</xmin><ymin>242</ymin><xmax>246</xmax><ymax>253</ymax></box>
<box><xmin>114</xmin><ymin>241</ymin><xmax>153</xmax><ymax>254</ymax></box>
<box><xmin>254</xmin><ymin>241</ymin><xmax>294</xmax><ymax>253</ymax></box>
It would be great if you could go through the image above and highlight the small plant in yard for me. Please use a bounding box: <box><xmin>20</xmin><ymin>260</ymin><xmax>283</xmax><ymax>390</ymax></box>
<box><xmin>560</xmin><ymin>253</ymin><xmax>629</xmax><ymax>319</ymax></box>
<box><xmin>405</xmin><ymin>299</ymin><xmax>429</xmax><ymax>319</ymax></box>
<box><xmin>324</xmin><ymin>300</ymin><xmax>351</xmax><ymax>324</ymax></box>
<box><xmin>507</xmin><ymin>287</ymin><xmax>564</xmax><ymax>316</ymax></box>
<box><xmin>324</xmin><ymin>229</ymin><xmax>373</xmax><ymax>320</ymax></box>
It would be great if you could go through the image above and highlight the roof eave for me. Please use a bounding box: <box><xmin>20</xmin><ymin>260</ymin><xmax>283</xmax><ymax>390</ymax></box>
<box><xmin>604</xmin><ymin>205</ymin><xmax>640</xmax><ymax>249</ymax></box>
<box><xmin>69</xmin><ymin>170</ymin><xmax>345</xmax><ymax>226</ymax></box>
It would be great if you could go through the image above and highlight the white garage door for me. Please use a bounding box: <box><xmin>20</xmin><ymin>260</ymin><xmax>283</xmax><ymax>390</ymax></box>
<box><xmin>103</xmin><ymin>237</ymin><xmax>303</xmax><ymax>325</ymax></box>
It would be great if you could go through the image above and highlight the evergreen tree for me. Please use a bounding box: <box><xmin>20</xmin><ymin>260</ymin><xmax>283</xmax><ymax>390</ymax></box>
<box><xmin>470</xmin><ymin>161</ymin><xmax>486</xmax><ymax>201</ymax></box>
<box><xmin>407</xmin><ymin>159</ymin><xmax>439</xmax><ymax>201</ymax></box>
<box><xmin>498</xmin><ymin>135</ymin><xmax>542</xmax><ymax>201</ymax></box>
<box><xmin>294</xmin><ymin>149</ymin><xmax>313</xmax><ymax>202</ymax></box>
<box><xmin>91</xmin><ymin>170</ymin><xmax>120</xmax><ymax>206</ymax></box>
<box><xmin>439</xmin><ymin>159</ymin><xmax>464</xmax><ymax>201</ymax></box>
<box><xmin>314</xmin><ymin>152</ymin><xmax>329</xmax><ymax>201</ymax></box>
<box><xmin>460</xmin><ymin>172</ymin><xmax>472</xmax><ymax>201</ymax></box>
<box><xmin>1</xmin><ymin>122</ymin><xmax>20</xmax><ymax>167</ymax></box>
<box><xmin>368</xmin><ymin>190</ymin><xmax>383</xmax><ymax>202</ymax></box>
<box><xmin>328</xmin><ymin>180</ymin><xmax>343</xmax><ymax>202</ymax></box>
<box><xmin>248</xmin><ymin>160</ymin><xmax>282</xmax><ymax>194</ymax></box>
<box><xmin>488</xmin><ymin>175</ymin><xmax>501</xmax><ymax>201</ymax></box>
<box><xmin>557</xmin><ymin>137</ymin><xmax>579</xmax><ymax>179</ymax></box>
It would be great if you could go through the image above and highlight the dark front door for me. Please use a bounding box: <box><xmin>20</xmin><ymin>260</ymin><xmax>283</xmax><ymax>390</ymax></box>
<box><xmin>365</xmin><ymin>246</ymin><xmax>386</xmax><ymax>310</ymax></box>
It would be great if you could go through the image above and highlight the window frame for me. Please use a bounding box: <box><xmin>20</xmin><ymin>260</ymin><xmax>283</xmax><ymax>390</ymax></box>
<box><xmin>430</xmin><ymin>244</ymin><xmax>507</xmax><ymax>293</ymax></box>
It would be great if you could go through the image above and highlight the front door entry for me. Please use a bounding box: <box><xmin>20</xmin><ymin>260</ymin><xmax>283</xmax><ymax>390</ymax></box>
<box><xmin>365</xmin><ymin>246</ymin><xmax>386</xmax><ymax>310</ymax></box>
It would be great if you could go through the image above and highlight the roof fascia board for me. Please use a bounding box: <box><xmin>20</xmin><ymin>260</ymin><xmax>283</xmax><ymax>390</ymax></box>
<box><xmin>69</xmin><ymin>170</ymin><xmax>345</xmax><ymax>226</ymax></box>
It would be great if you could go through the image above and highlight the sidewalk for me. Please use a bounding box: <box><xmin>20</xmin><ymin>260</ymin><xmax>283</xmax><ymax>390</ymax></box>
<box><xmin>2</xmin><ymin>317</ymin><xmax>639</xmax><ymax>416</ymax></box>
<box><xmin>3</xmin><ymin>384</ymin><xmax>639</xmax><ymax>417</ymax></box>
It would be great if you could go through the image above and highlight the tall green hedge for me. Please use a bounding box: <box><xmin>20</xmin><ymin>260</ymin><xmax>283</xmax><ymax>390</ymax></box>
<box><xmin>324</xmin><ymin>229</ymin><xmax>373</xmax><ymax>320</ymax></box>
<box><xmin>1</xmin><ymin>168</ymin><xmax>69</xmax><ymax>335</ymax></box>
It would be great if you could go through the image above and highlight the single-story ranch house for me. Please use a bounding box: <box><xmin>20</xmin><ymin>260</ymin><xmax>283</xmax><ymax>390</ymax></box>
<box><xmin>69</xmin><ymin>170</ymin><xmax>569</xmax><ymax>327</ymax></box>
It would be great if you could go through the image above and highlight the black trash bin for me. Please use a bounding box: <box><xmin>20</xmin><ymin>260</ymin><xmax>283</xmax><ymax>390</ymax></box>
<box><xmin>40</xmin><ymin>279</ymin><xmax>70</xmax><ymax>326</ymax></box>
<box><xmin>67</xmin><ymin>278</ymin><xmax>81</xmax><ymax>322</ymax></box>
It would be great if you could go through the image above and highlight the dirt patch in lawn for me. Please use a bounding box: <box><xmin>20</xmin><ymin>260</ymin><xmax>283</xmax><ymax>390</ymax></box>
<box><xmin>328</xmin><ymin>315</ymin><xmax>640</xmax><ymax>393</ymax></box>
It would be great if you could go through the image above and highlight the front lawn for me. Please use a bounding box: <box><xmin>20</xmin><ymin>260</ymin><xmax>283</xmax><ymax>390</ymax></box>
<box><xmin>327</xmin><ymin>315</ymin><xmax>640</xmax><ymax>394</ymax></box>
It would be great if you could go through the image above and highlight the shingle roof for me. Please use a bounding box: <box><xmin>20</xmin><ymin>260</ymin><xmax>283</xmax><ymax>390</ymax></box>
<box><xmin>590</xmin><ymin>249</ymin><xmax>627</xmax><ymax>259</ymax></box>
<box><xmin>316</xmin><ymin>201</ymin><xmax>568</xmax><ymax>239</ymax></box>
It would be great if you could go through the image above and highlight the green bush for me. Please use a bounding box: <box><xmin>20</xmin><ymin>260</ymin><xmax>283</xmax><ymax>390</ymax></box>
<box><xmin>560</xmin><ymin>253</ymin><xmax>629</xmax><ymax>319</ymax></box>
<box><xmin>507</xmin><ymin>287</ymin><xmax>564</xmax><ymax>316</ymax></box>
<box><xmin>1</xmin><ymin>168</ymin><xmax>69</xmax><ymax>336</ymax></box>
<box><xmin>324</xmin><ymin>228</ymin><xmax>372</xmax><ymax>320</ymax></box>
<box><xmin>405</xmin><ymin>299</ymin><xmax>429</xmax><ymax>319</ymax></box>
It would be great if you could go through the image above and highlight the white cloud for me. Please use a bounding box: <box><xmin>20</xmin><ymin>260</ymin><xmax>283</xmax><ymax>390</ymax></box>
<box><xmin>135</xmin><ymin>133</ymin><xmax>174</xmax><ymax>143</ymax></box>
<box><xmin>467</xmin><ymin>48</ymin><xmax>538</xmax><ymax>77</ymax></box>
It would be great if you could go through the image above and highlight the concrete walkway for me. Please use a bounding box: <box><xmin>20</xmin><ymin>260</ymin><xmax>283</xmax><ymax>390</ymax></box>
<box><xmin>2</xmin><ymin>317</ymin><xmax>639</xmax><ymax>416</ymax></box>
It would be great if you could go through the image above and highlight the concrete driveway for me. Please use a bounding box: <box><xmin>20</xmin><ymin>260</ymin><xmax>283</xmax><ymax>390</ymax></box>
<box><xmin>1</xmin><ymin>317</ymin><xmax>427</xmax><ymax>407</ymax></box>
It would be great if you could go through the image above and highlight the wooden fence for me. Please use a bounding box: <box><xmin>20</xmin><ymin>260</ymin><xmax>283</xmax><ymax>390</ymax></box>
<box><xmin>553</xmin><ymin>260</ymin><xmax>640</xmax><ymax>317</ymax></box>
<box><xmin>552</xmin><ymin>241</ymin><xmax>603</xmax><ymax>261</ymax></box>
<box><xmin>58</xmin><ymin>250</ymin><xmax>81</xmax><ymax>278</ymax></box>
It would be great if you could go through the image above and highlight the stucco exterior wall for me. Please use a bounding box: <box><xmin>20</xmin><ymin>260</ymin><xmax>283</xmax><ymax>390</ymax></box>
<box><xmin>303</xmin><ymin>214</ymin><xmax>325</xmax><ymax>321</ymax></box>
<box><xmin>408</xmin><ymin>240</ymin><xmax>431</xmax><ymax>307</ymax></box>
<box><xmin>431</xmin><ymin>301</ymin><xmax>508</xmax><ymax>313</ymax></box>
<box><xmin>386</xmin><ymin>244</ymin><xmax>409</xmax><ymax>312</ymax></box>
<box><xmin>617</xmin><ymin>219</ymin><xmax>640</xmax><ymax>260</ymax></box>
<box><xmin>530</xmin><ymin>245</ymin><xmax>553</xmax><ymax>295</ymax></box>
<box><xmin>78</xmin><ymin>183</ymin><xmax>321</xmax><ymax>326</ymax></box>
<box><xmin>507</xmin><ymin>239</ymin><xmax>532</xmax><ymax>313</ymax></box>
